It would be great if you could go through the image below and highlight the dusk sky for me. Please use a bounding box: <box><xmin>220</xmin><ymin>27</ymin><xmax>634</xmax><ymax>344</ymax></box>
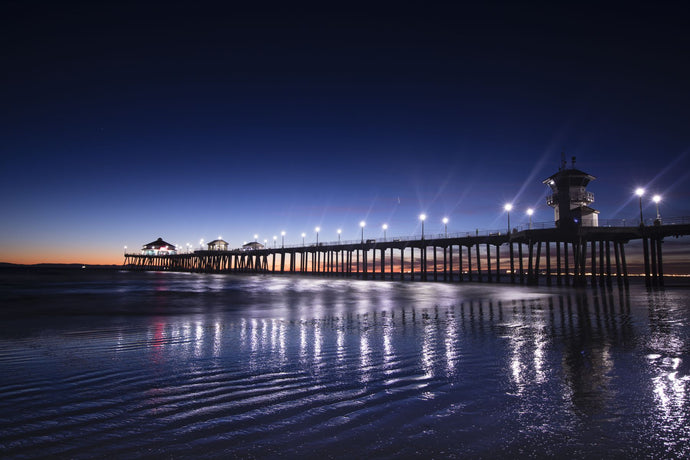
<box><xmin>2</xmin><ymin>2</ymin><xmax>689</xmax><ymax>265</ymax></box>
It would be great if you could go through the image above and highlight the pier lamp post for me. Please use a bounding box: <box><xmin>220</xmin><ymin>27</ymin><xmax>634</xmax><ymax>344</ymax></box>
<box><xmin>254</xmin><ymin>234</ymin><xmax>258</xmax><ymax>242</ymax></box>
<box><xmin>273</xmin><ymin>235</ymin><xmax>277</xmax><ymax>248</ymax></box>
<box><xmin>382</xmin><ymin>224</ymin><xmax>388</xmax><ymax>241</ymax></box>
<box><xmin>301</xmin><ymin>232</ymin><xmax>306</xmax><ymax>246</ymax></box>
<box><xmin>315</xmin><ymin>227</ymin><xmax>320</xmax><ymax>245</ymax></box>
<box><xmin>635</xmin><ymin>188</ymin><xmax>645</xmax><ymax>225</ymax></box>
<box><xmin>653</xmin><ymin>194</ymin><xmax>662</xmax><ymax>222</ymax></box>
<box><xmin>419</xmin><ymin>214</ymin><xmax>427</xmax><ymax>240</ymax></box>
<box><xmin>526</xmin><ymin>208</ymin><xmax>534</xmax><ymax>230</ymax></box>
<box><xmin>124</xmin><ymin>245</ymin><xmax>127</xmax><ymax>255</ymax></box>
<box><xmin>281</xmin><ymin>231</ymin><xmax>285</xmax><ymax>248</ymax></box>
<box><xmin>337</xmin><ymin>229</ymin><xmax>341</xmax><ymax>244</ymax></box>
<box><xmin>504</xmin><ymin>203</ymin><xmax>513</xmax><ymax>234</ymax></box>
<box><xmin>442</xmin><ymin>217</ymin><xmax>448</xmax><ymax>237</ymax></box>
<box><xmin>360</xmin><ymin>221</ymin><xmax>366</xmax><ymax>243</ymax></box>
<box><xmin>264</xmin><ymin>239</ymin><xmax>268</xmax><ymax>248</ymax></box>
<box><xmin>200</xmin><ymin>239</ymin><xmax>204</xmax><ymax>250</ymax></box>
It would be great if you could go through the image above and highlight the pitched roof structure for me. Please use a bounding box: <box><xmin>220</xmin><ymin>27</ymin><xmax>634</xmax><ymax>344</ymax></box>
<box><xmin>143</xmin><ymin>237</ymin><xmax>176</xmax><ymax>250</ymax></box>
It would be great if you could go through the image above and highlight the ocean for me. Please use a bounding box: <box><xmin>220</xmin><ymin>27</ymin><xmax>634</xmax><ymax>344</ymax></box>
<box><xmin>1</xmin><ymin>268</ymin><xmax>689</xmax><ymax>458</ymax></box>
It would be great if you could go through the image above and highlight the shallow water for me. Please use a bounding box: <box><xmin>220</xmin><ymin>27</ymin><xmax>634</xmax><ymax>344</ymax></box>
<box><xmin>1</xmin><ymin>269</ymin><xmax>689</xmax><ymax>458</ymax></box>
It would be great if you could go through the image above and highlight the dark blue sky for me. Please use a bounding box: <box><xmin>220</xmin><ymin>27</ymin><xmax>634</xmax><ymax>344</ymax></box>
<box><xmin>2</xmin><ymin>2</ymin><xmax>689</xmax><ymax>263</ymax></box>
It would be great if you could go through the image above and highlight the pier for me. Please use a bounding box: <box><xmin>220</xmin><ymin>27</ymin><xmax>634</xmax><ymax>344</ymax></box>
<box><xmin>124</xmin><ymin>221</ymin><xmax>690</xmax><ymax>288</ymax></box>
<box><xmin>123</xmin><ymin>161</ymin><xmax>690</xmax><ymax>288</ymax></box>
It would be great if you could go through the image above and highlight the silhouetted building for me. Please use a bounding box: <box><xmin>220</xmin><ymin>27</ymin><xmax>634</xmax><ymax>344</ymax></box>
<box><xmin>207</xmin><ymin>239</ymin><xmax>228</xmax><ymax>251</ymax></box>
<box><xmin>242</xmin><ymin>241</ymin><xmax>264</xmax><ymax>250</ymax></box>
<box><xmin>142</xmin><ymin>237</ymin><xmax>177</xmax><ymax>255</ymax></box>
<box><xmin>543</xmin><ymin>156</ymin><xmax>599</xmax><ymax>228</ymax></box>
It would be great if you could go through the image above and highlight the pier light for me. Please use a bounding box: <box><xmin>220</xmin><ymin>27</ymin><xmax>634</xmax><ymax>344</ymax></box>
<box><xmin>200</xmin><ymin>238</ymin><xmax>204</xmax><ymax>250</ymax></box>
<box><xmin>263</xmin><ymin>239</ymin><xmax>267</xmax><ymax>248</ymax></box>
<box><xmin>504</xmin><ymin>203</ymin><xmax>513</xmax><ymax>234</ymax></box>
<box><xmin>442</xmin><ymin>217</ymin><xmax>448</xmax><ymax>237</ymax></box>
<box><xmin>382</xmin><ymin>223</ymin><xmax>388</xmax><ymax>241</ymax></box>
<box><xmin>254</xmin><ymin>234</ymin><xmax>258</xmax><ymax>241</ymax></box>
<box><xmin>301</xmin><ymin>232</ymin><xmax>306</xmax><ymax>246</ymax></box>
<box><xmin>653</xmin><ymin>194</ymin><xmax>662</xmax><ymax>221</ymax></box>
<box><xmin>419</xmin><ymin>214</ymin><xmax>426</xmax><ymax>240</ymax></box>
<box><xmin>360</xmin><ymin>221</ymin><xmax>366</xmax><ymax>243</ymax></box>
<box><xmin>281</xmin><ymin>231</ymin><xmax>285</xmax><ymax>248</ymax></box>
<box><xmin>124</xmin><ymin>245</ymin><xmax>127</xmax><ymax>255</ymax></box>
<box><xmin>635</xmin><ymin>188</ymin><xmax>645</xmax><ymax>225</ymax></box>
<box><xmin>273</xmin><ymin>235</ymin><xmax>277</xmax><ymax>248</ymax></box>
<box><xmin>337</xmin><ymin>228</ymin><xmax>342</xmax><ymax>243</ymax></box>
<box><xmin>315</xmin><ymin>227</ymin><xmax>320</xmax><ymax>245</ymax></box>
<box><xmin>526</xmin><ymin>208</ymin><xmax>534</xmax><ymax>230</ymax></box>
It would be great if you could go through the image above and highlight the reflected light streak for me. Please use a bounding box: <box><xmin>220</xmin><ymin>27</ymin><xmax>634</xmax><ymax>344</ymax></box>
<box><xmin>213</xmin><ymin>321</ymin><xmax>221</xmax><ymax>357</ymax></box>
<box><xmin>444</xmin><ymin>312</ymin><xmax>458</xmax><ymax>377</ymax></box>
<box><xmin>508</xmin><ymin>325</ymin><xmax>525</xmax><ymax>395</ymax></box>
<box><xmin>360</xmin><ymin>317</ymin><xmax>371</xmax><ymax>383</ymax></box>
<box><xmin>279</xmin><ymin>320</ymin><xmax>286</xmax><ymax>363</ymax></box>
<box><xmin>533</xmin><ymin>326</ymin><xmax>546</xmax><ymax>384</ymax></box>
<box><xmin>383</xmin><ymin>315</ymin><xmax>395</xmax><ymax>375</ymax></box>
<box><xmin>300</xmin><ymin>318</ymin><xmax>308</xmax><ymax>363</ymax></box>
<box><xmin>421</xmin><ymin>316</ymin><xmax>435</xmax><ymax>379</ymax></box>
<box><xmin>336</xmin><ymin>318</ymin><xmax>345</xmax><ymax>362</ymax></box>
<box><xmin>314</xmin><ymin>320</ymin><xmax>322</xmax><ymax>366</ymax></box>
<box><xmin>194</xmin><ymin>321</ymin><xmax>203</xmax><ymax>358</ymax></box>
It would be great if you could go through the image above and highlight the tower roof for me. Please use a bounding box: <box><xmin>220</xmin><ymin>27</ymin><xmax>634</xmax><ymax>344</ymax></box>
<box><xmin>543</xmin><ymin>168</ymin><xmax>596</xmax><ymax>185</ymax></box>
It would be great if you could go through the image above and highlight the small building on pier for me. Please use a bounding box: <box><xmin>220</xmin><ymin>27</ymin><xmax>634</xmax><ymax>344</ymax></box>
<box><xmin>207</xmin><ymin>239</ymin><xmax>229</xmax><ymax>251</ymax></box>
<box><xmin>142</xmin><ymin>237</ymin><xmax>177</xmax><ymax>255</ymax></box>
<box><xmin>544</xmin><ymin>156</ymin><xmax>599</xmax><ymax>228</ymax></box>
<box><xmin>242</xmin><ymin>241</ymin><xmax>264</xmax><ymax>250</ymax></box>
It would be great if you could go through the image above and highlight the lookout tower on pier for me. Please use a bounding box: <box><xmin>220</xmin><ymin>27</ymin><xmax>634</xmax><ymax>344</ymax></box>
<box><xmin>543</xmin><ymin>156</ymin><xmax>599</xmax><ymax>228</ymax></box>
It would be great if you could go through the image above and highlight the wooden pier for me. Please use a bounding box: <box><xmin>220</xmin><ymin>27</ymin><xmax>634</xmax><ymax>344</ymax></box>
<box><xmin>124</xmin><ymin>223</ymin><xmax>690</xmax><ymax>288</ymax></box>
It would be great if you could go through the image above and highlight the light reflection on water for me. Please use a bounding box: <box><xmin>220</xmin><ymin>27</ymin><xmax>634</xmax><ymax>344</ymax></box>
<box><xmin>0</xmin><ymin>271</ymin><xmax>689</xmax><ymax>457</ymax></box>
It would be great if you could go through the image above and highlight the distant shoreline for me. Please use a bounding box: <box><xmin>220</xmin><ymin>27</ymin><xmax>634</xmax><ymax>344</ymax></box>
<box><xmin>0</xmin><ymin>263</ymin><xmax>121</xmax><ymax>270</ymax></box>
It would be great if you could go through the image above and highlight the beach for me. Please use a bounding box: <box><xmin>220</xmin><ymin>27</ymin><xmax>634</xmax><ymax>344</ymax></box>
<box><xmin>1</xmin><ymin>268</ymin><xmax>689</xmax><ymax>458</ymax></box>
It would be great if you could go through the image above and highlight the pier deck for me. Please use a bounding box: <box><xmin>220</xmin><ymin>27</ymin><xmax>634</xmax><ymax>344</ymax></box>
<box><xmin>124</xmin><ymin>222</ymin><xmax>690</xmax><ymax>288</ymax></box>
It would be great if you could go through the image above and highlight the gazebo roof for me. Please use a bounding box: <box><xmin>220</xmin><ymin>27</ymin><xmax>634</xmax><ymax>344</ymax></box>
<box><xmin>208</xmin><ymin>239</ymin><xmax>228</xmax><ymax>245</ymax></box>
<box><xmin>143</xmin><ymin>237</ymin><xmax>176</xmax><ymax>249</ymax></box>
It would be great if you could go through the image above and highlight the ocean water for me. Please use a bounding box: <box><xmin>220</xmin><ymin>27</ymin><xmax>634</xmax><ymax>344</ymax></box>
<box><xmin>1</xmin><ymin>268</ymin><xmax>689</xmax><ymax>458</ymax></box>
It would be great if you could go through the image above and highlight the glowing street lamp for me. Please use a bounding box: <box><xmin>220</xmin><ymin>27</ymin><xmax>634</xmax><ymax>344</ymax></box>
<box><xmin>653</xmin><ymin>194</ymin><xmax>662</xmax><ymax>222</ymax></box>
<box><xmin>337</xmin><ymin>229</ymin><xmax>341</xmax><ymax>244</ymax></box>
<box><xmin>263</xmin><ymin>239</ymin><xmax>267</xmax><ymax>248</ymax></box>
<box><xmin>442</xmin><ymin>217</ymin><xmax>448</xmax><ymax>237</ymax></box>
<box><xmin>273</xmin><ymin>235</ymin><xmax>277</xmax><ymax>247</ymax></box>
<box><xmin>419</xmin><ymin>214</ymin><xmax>427</xmax><ymax>239</ymax></box>
<box><xmin>526</xmin><ymin>208</ymin><xmax>534</xmax><ymax>230</ymax></box>
<box><xmin>315</xmin><ymin>226</ymin><xmax>320</xmax><ymax>245</ymax></box>
<box><xmin>124</xmin><ymin>245</ymin><xmax>127</xmax><ymax>255</ymax></box>
<box><xmin>635</xmin><ymin>188</ymin><xmax>645</xmax><ymax>225</ymax></box>
<box><xmin>254</xmin><ymin>234</ymin><xmax>258</xmax><ymax>241</ymax></box>
<box><xmin>281</xmin><ymin>231</ymin><xmax>285</xmax><ymax>248</ymax></box>
<box><xmin>200</xmin><ymin>238</ymin><xmax>204</xmax><ymax>250</ymax></box>
<box><xmin>382</xmin><ymin>223</ymin><xmax>388</xmax><ymax>241</ymax></box>
<box><xmin>504</xmin><ymin>203</ymin><xmax>513</xmax><ymax>234</ymax></box>
<box><xmin>301</xmin><ymin>232</ymin><xmax>306</xmax><ymax>246</ymax></box>
<box><xmin>360</xmin><ymin>221</ymin><xmax>366</xmax><ymax>243</ymax></box>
